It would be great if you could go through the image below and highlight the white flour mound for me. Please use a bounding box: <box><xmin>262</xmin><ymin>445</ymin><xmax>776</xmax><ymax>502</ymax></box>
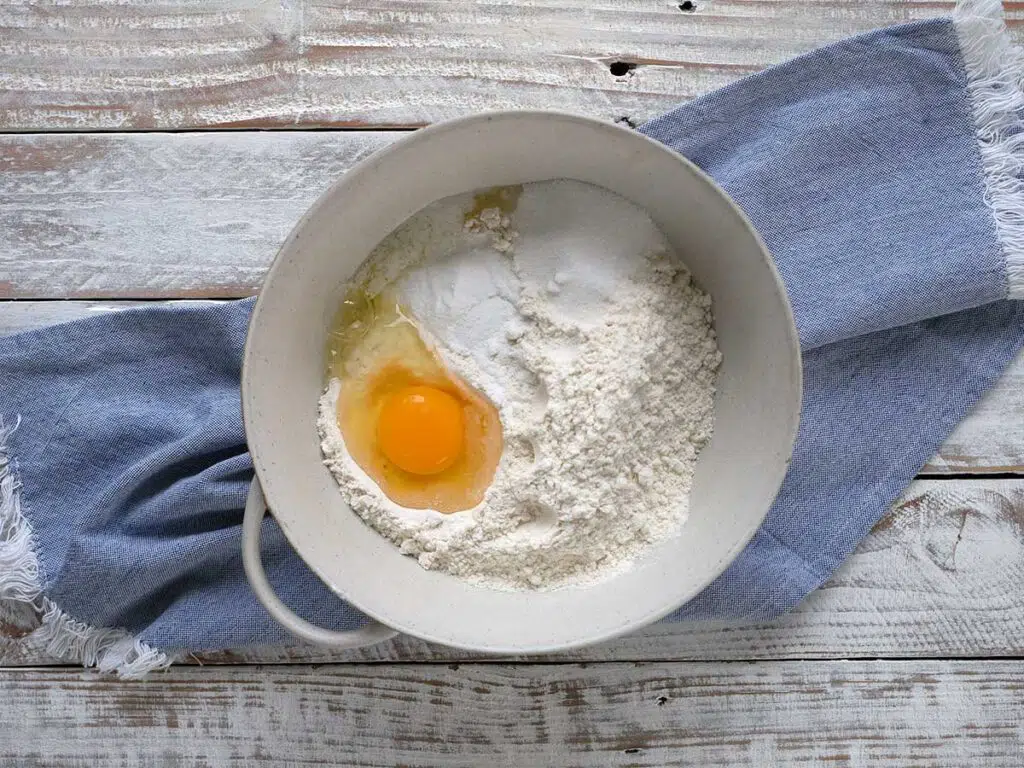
<box><xmin>318</xmin><ymin>180</ymin><xmax>721</xmax><ymax>590</ymax></box>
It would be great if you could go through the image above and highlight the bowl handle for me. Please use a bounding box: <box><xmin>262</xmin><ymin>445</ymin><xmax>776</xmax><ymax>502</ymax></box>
<box><xmin>242</xmin><ymin>477</ymin><xmax>399</xmax><ymax>648</ymax></box>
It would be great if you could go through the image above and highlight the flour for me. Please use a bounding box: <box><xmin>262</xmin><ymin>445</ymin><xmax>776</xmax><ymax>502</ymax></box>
<box><xmin>318</xmin><ymin>180</ymin><xmax>721</xmax><ymax>590</ymax></box>
<box><xmin>463</xmin><ymin>205</ymin><xmax>517</xmax><ymax>253</ymax></box>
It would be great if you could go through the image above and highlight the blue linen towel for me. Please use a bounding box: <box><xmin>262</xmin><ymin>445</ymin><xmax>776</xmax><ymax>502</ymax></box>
<box><xmin>2</xmin><ymin>0</ymin><xmax>1023</xmax><ymax>674</ymax></box>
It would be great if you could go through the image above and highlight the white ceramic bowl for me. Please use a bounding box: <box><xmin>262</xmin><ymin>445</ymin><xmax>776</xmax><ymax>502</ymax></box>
<box><xmin>241</xmin><ymin>111</ymin><xmax>801</xmax><ymax>653</ymax></box>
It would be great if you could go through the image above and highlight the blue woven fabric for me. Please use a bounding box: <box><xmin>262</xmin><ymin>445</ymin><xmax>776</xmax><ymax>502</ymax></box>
<box><xmin>2</xmin><ymin>15</ymin><xmax>1023</xmax><ymax>651</ymax></box>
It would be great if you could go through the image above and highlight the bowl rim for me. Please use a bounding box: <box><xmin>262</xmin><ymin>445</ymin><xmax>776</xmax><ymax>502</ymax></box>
<box><xmin>241</xmin><ymin>109</ymin><xmax>802</xmax><ymax>652</ymax></box>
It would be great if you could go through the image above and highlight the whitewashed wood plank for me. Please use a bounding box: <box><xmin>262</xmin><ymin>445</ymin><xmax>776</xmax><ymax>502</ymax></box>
<box><xmin>0</xmin><ymin>132</ymin><xmax>397</xmax><ymax>299</ymax></box>
<box><xmin>0</xmin><ymin>0</ymin><xmax>1001</xmax><ymax>130</ymax></box>
<box><xmin>1</xmin><ymin>661</ymin><xmax>1023</xmax><ymax>766</ymax></box>
<box><xmin>182</xmin><ymin>478</ymin><xmax>1024</xmax><ymax>662</ymax></box>
<box><xmin>930</xmin><ymin>362</ymin><xmax>1024</xmax><ymax>473</ymax></box>
<box><xmin>11</xmin><ymin>305</ymin><xmax>1016</xmax><ymax>476</ymax></box>
<box><xmin>3</xmin><ymin>121</ymin><xmax>1023</xmax><ymax>436</ymax></box>
<box><xmin>3</xmin><ymin>291</ymin><xmax>1023</xmax><ymax>479</ymax></box>
<box><xmin>0</xmin><ymin>364</ymin><xmax>1022</xmax><ymax>666</ymax></box>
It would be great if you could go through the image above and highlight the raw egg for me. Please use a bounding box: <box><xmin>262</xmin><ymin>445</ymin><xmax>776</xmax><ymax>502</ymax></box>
<box><xmin>328</xmin><ymin>291</ymin><xmax>503</xmax><ymax>513</ymax></box>
<box><xmin>377</xmin><ymin>384</ymin><xmax>465</xmax><ymax>475</ymax></box>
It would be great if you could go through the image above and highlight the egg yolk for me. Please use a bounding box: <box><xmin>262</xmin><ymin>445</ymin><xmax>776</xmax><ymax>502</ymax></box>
<box><xmin>377</xmin><ymin>385</ymin><xmax>465</xmax><ymax>475</ymax></box>
<box><xmin>329</xmin><ymin>293</ymin><xmax>503</xmax><ymax>513</ymax></box>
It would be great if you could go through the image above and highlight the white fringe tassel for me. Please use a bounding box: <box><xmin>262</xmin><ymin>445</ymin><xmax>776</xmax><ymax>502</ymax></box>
<box><xmin>955</xmin><ymin>0</ymin><xmax>1024</xmax><ymax>297</ymax></box>
<box><xmin>0</xmin><ymin>418</ymin><xmax>172</xmax><ymax>678</ymax></box>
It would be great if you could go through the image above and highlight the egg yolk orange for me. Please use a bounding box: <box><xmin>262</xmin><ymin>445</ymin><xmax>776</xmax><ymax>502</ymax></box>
<box><xmin>377</xmin><ymin>385</ymin><xmax>465</xmax><ymax>475</ymax></box>
<box><xmin>329</xmin><ymin>292</ymin><xmax>503</xmax><ymax>513</ymax></box>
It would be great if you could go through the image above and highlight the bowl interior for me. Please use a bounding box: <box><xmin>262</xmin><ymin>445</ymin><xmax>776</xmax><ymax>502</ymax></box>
<box><xmin>243</xmin><ymin>111</ymin><xmax>801</xmax><ymax>653</ymax></box>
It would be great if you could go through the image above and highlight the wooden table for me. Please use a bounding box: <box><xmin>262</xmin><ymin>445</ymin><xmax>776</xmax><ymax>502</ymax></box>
<box><xmin>3</xmin><ymin>1</ymin><xmax>1024</xmax><ymax>764</ymax></box>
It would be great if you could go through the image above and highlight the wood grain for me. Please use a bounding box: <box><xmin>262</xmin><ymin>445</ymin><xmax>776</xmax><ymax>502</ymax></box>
<box><xmin>3</xmin><ymin>130</ymin><xmax>1024</xmax><ymax>472</ymax></box>
<box><xmin>6</xmin><ymin>4</ymin><xmax>1024</xmax><ymax>762</ymax></box>
<box><xmin>0</xmin><ymin>391</ymin><xmax>1022</xmax><ymax>666</ymax></box>
<box><xmin>0</xmin><ymin>0</ymin><xmax>981</xmax><ymax>131</ymax></box>
<box><xmin>0</xmin><ymin>132</ymin><xmax>396</xmax><ymax>298</ymax></box>
<box><xmin>930</xmin><ymin>362</ymin><xmax>1024</xmax><ymax>473</ymax></box>
<box><xmin>2</xmin><ymin>661</ymin><xmax>1024</xmax><ymax>766</ymax></box>
<box><xmin>178</xmin><ymin>477</ymin><xmax>1024</xmax><ymax>663</ymax></box>
<box><xmin>4</xmin><ymin>297</ymin><xmax>1023</xmax><ymax>477</ymax></box>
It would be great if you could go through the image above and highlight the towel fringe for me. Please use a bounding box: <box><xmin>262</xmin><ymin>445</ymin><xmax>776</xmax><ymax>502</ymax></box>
<box><xmin>0</xmin><ymin>418</ymin><xmax>172</xmax><ymax>678</ymax></box>
<box><xmin>955</xmin><ymin>0</ymin><xmax>1024</xmax><ymax>298</ymax></box>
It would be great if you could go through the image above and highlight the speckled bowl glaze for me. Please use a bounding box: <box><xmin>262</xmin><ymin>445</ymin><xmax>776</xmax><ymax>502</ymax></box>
<box><xmin>241</xmin><ymin>111</ymin><xmax>801</xmax><ymax>653</ymax></box>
